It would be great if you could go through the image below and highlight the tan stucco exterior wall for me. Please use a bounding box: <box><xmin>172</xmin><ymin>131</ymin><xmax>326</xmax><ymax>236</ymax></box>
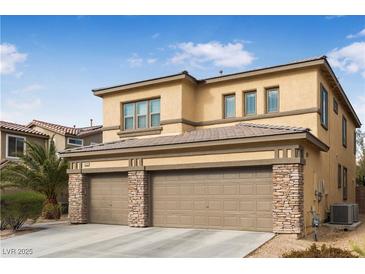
<box><xmin>30</xmin><ymin>126</ymin><xmax>66</xmax><ymax>152</ymax></box>
<box><xmin>143</xmin><ymin>150</ymin><xmax>275</xmax><ymax>166</ymax></box>
<box><xmin>101</xmin><ymin>68</ymin><xmax>320</xmax><ymax>143</ymax></box>
<box><xmin>195</xmin><ymin>68</ymin><xmax>318</xmax><ymax>122</ymax></box>
<box><xmin>102</xmin><ymin>81</ymin><xmax>185</xmax><ymax>142</ymax></box>
<box><xmin>301</xmin><ymin>70</ymin><xmax>357</xmax><ymax>232</ymax></box>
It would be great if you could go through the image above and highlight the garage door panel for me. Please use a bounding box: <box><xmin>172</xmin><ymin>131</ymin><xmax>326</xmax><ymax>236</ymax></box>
<box><xmin>223</xmin><ymin>200</ymin><xmax>239</xmax><ymax>211</ymax></box>
<box><xmin>180</xmin><ymin>200</ymin><xmax>193</xmax><ymax>210</ymax></box>
<box><xmin>223</xmin><ymin>184</ymin><xmax>238</xmax><ymax>194</ymax></box>
<box><xmin>239</xmin><ymin>184</ymin><xmax>255</xmax><ymax>195</ymax></box>
<box><xmin>88</xmin><ymin>173</ymin><xmax>128</xmax><ymax>225</ymax></box>
<box><xmin>194</xmin><ymin>200</ymin><xmax>207</xmax><ymax>210</ymax></box>
<box><xmin>194</xmin><ymin>215</ymin><xmax>208</xmax><ymax>226</ymax></box>
<box><xmin>257</xmin><ymin>200</ymin><xmax>272</xmax><ymax>211</ymax></box>
<box><xmin>208</xmin><ymin>216</ymin><xmax>222</xmax><ymax>226</ymax></box>
<box><xmin>257</xmin><ymin>218</ymin><xmax>272</xmax><ymax>230</ymax></box>
<box><xmin>239</xmin><ymin>200</ymin><xmax>256</xmax><ymax>211</ymax></box>
<box><xmin>152</xmin><ymin>167</ymin><xmax>272</xmax><ymax>231</ymax></box>
<box><xmin>256</xmin><ymin>184</ymin><xmax>272</xmax><ymax>195</ymax></box>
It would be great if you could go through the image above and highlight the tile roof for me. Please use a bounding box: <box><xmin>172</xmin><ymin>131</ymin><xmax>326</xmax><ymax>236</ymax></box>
<box><xmin>27</xmin><ymin>120</ymin><xmax>102</xmax><ymax>137</ymax></box>
<box><xmin>61</xmin><ymin>122</ymin><xmax>309</xmax><ymax>154</ymax></box>
<box><xmin>0</xmin><ymin>121</ymin><xmax>49</xmax><ymax>137</ymax></box>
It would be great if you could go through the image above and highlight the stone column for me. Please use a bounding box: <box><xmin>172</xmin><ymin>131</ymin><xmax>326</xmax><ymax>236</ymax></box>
<box><xmin>128</xmin><ymin>170</ymin><xmax>150</xmax><ymax>227</ymax></box>
<box><xmin>272</xmin><ymin>164</ymin><xmax>304</xmax><ymax>235</ymax></box>
<box><xmin>68</xmin><ymin>173</ymin><xmax>88</xmax><ymax>224</ymax></box>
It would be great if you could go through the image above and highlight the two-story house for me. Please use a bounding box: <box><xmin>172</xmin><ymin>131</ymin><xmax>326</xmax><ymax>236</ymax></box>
<box><xmin>0</xmin><ymin>120</ymin><xmax>49</xmax><ymax>167</ymax></box>
<box><xmin>61</xmin><ymin>56</ymin><xmax>361</xmax><ymax>236</ymax></box>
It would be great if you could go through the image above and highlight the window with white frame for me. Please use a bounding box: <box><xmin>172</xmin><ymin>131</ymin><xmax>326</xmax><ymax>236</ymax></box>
<box><xmin>6</xmin><ymin>134</ymin><xmax>26</xmax><ymax>158</ymax></box>
<box><xmin>122</xmin><ymin>98</ymin><xmax>160</xmax><ymax>130</ymax></box>
<box><xmin>266</xmin><ymin>88</ymin><xmax>279</xmax><ymax>113</ymax></box>
<box><xmin>224</xmin><ymin>94</ymin><xmax>236</xmax><ymax>118</ymax></box>
<box><xmin>67</xmin><ymin>138</ymin><xmax>83</xmax><ymax>146</ymax></box>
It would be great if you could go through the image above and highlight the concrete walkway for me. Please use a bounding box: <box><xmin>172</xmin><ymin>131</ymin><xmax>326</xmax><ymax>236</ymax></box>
<box><xmin>0</xmin><ymin>223</ymin><xmax>274</xmax><ymax>258</ymax></box>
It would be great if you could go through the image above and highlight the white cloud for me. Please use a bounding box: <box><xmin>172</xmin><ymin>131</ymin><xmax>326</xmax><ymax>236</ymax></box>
<box><xmin>0</xmin><ymin>43</ymin><xmax>27</xmax><ymax>75</ymax></box>
<box><xmin>328</xmin><ymin>42</ymin><xmax>365</xmax><ymax>77</ymax></box>
<box><xmin>127</xmin><ymin>54</ymin><xmax>143</xmax><ymax>67</ymax></box>
<box><xmin>347</xmin><ymin>28</ymin><xmax>365</xmax><ymax>39</ymax></box>
<box><xmin>147</xmin><ymin>58</ymin><xmax>157</xmax><ymax>64</ymax></box>
<box><xmin>170</xmin><ymin>41</ymin><xmax>255</xmax><ymax>69</ymax></box>
<box><xmin>11</xmin><ymin>84</ymin><xmax>44</xmax><ymax>94</ymax></box>
<box><xmin>152</xmin><ymin>33</ymin><xmax>160</xmax><ymax>39</ymax></box>
<box><xmin>6</xmin><ymin>98</ymin><xmax>42</xmax><ymax>111</ymax></box>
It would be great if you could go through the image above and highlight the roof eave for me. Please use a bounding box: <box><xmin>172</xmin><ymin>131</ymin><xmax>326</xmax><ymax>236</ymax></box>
<box><xmin>92</xmin><ymin>72</ymin><xmax>198</xmax><ymax>97</ymax></box>
<box><xmin>202</xmin><ymin>58</ymin><xmax>326</xmax><ymax>84</ymax></box>
<box><xmin>322</xmin><ymin>59</ymin><xmax>362</xmax><ymax>127</ymax></box>
<box><xmin>59</xmin><ymin>131</ymin><xmax>326</xmax><ymax>159</ymax></box>
<box><xmin>0</xmin><ymin>127</ymin><xmax>49</xmax><ymax>139</ymax></box>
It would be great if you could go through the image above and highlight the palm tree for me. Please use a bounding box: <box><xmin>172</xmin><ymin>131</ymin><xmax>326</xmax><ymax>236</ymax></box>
<box><xmin>1</xmin><ymin>139</ymin><xmax>68</xmax><ymax>219</ymax></box>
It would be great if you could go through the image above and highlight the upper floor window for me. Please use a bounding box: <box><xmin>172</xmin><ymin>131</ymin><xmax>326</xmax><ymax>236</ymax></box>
<box><xmin>68</xmin><ymin>138</ymin><xmax>83</xmax><ymax>146</ymax></box>
<box><xmin>123</xmin><ymin>98</ymin><xmax>160</xmax><ymax>130</ymax></box>
<box><xmin>266</xmin><ymin>88</ymin><xmax>279</xmax><ymax>113</ymax></box>
<box><xmin>342</xmin><ymin>115</ymin><xmax>347</xmax><ymax>147</ymax></box>
<box><xmin>320</xmin><ymin>85</ymin><xmax>328</xmax><ymax>129</ymax></box>
<box><xmin>244</xmin><ymin>91</ymin><xmax>256</xmax><ymax>116</ymax></box>
<box><xmin>337</xmin><ymin>164</ymin><xmax>342</xmax><ymax>188</ymax></box>
<box><xmin>150</xmin><ymin>99</ymin><xmax>160</xmax><ymax>127</ymax></box>
<box><xmin>6</xmin><ymin>134</ymin><xmax>26</xmax><ymax>158</ymax></box>
<box><xmin>354</xmin><ymin>130</ymin><xmax>357</xmax><ymax>155</ymax></box>
<box><xmin>333</xmin><ymin>97</ymin><xmax>338</xmax><ymax>114</ymax></box>
<box><xmin>224</xmin><ymin>94</ymin><xmax>236</xmax><ymax>118</ymax></box>
<box><xmin>343</xmin><ymin>166</ymin><xmax>348</xmax><ymax>201</ymax></box>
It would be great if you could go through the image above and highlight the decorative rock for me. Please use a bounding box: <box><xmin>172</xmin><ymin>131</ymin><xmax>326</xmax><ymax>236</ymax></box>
<box><xmin>272</xmin><ymin>164</ymin><xmax>304</xmax><ymax>235</ymax></box>
<box><xmin>128</xmin><ymin>170</ymin><xmax>150</xmax><ymax>227</ymax></box>
<box><xmin>68</xmin><ymin>173</ymin><xmax>88</xmax><ymax>224</ymax></box>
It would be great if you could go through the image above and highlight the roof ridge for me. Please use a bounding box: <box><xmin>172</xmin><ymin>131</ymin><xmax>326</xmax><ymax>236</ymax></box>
<box><xmin>237</xmin><ymin>122</ymin><xmax>309</xmax><ymax>132</ymax></box>
<box><xmin>30</xmin><ymin>119</ymin><xmax>76</xmax><ymax>129</ymax></box>
<box><xmin>0</xmin><ymin>120</ymin><xmax>49</xmax><ymax>137</ymax></box>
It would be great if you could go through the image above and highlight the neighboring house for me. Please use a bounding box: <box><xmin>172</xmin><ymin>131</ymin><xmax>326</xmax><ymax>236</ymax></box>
<box><xmin>0</xmin><ymin>120</ymin><xmax>49</xmax><ymax>164</ymax></box>
<box><xmin>0</xmin><ymin>121</ymin><xmax>49</xmax><ymax>194</ymax></box>
<box><xmin>60</xmin><ymin>56</ymin><xmax>361</xmax><ymax>236</ymax></box>
<box><xmin>27</xmin><ymin>120</ymin><xmax>102</xmax><ymax>152</ymax></box>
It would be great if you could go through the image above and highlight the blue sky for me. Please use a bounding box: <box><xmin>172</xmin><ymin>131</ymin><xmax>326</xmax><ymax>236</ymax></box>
<box><xmin>1</xmin><ymin>16</ymin><xmax>365</xmax><ymax>128</ymax></box>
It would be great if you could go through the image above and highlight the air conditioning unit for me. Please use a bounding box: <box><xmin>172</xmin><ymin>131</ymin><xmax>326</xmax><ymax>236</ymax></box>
<box><xmin>353</xmin><ymin>204</ymin><xmax>359</xmax><ymax>222</ymax></box>
<box><xmin>330</xmin><ymin>203</ymin><xmax>354</xmax><ymax>225</ymax></box>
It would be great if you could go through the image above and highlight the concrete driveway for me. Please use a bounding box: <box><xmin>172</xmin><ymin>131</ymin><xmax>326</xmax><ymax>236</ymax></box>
<box><xmin>0</xmin><ymin>223</ymin><xmax>274</xmax><ymax>258</ymax></box>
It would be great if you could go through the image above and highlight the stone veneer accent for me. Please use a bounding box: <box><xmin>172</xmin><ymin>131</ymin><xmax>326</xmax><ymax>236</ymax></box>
<box><xmin>68</xmin><ymin>173</ymin><xmax>88</xmax><ymax>224</ymax></box>
<box><xmin>128</xmin><ymin>170</ymin><xmax>150</xmax><ymax>227</ymax></box>
<box><xmin>272</xmin><ymin>164</ymin><xmax>304</xmax><ymax>235</ymax></box>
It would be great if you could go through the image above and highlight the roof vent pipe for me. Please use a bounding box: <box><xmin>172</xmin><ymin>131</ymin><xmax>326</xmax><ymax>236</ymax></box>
<box><xmin>90</xmin><ymin>119</ymin><xmax>93</xmax><ymax>127</ymax></box>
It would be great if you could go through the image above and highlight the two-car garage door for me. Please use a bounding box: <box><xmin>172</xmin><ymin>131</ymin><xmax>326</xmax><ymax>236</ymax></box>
<box><xmin>152</xmin><ymin>167</ymin><xmax>272</xmax><ymax>231</ymax></box>
<box><xmin>88</xmin><ymin>166</ymin><xmax>273</xmax><ymax>231</ymax></box>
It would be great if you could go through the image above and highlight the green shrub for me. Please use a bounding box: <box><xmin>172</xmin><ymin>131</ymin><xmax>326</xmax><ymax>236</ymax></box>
<box><xmin>42</xmin><ymin>202</ymin><xmax>61</xmax><ymax>220</ymax></box>
<box><xmin>1</xmin><ymin>191</ymin><xmax>45</xmax><ymax>231</ymax></box>
<box><xmin>282</xmin><ymin>244</ymin><xmax>357</xmax><ymax>258</ymax></box>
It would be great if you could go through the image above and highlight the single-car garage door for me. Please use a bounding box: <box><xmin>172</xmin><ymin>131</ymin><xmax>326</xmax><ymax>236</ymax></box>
<box><xmin>88</xmin><ymin>173</ymin><xmax>128</xmax><ymax>225</ymax></box>
<box><xmin>152</xmin><ymin>167</ymin><xmax>272</xmax><ymax>231</ymax></box>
